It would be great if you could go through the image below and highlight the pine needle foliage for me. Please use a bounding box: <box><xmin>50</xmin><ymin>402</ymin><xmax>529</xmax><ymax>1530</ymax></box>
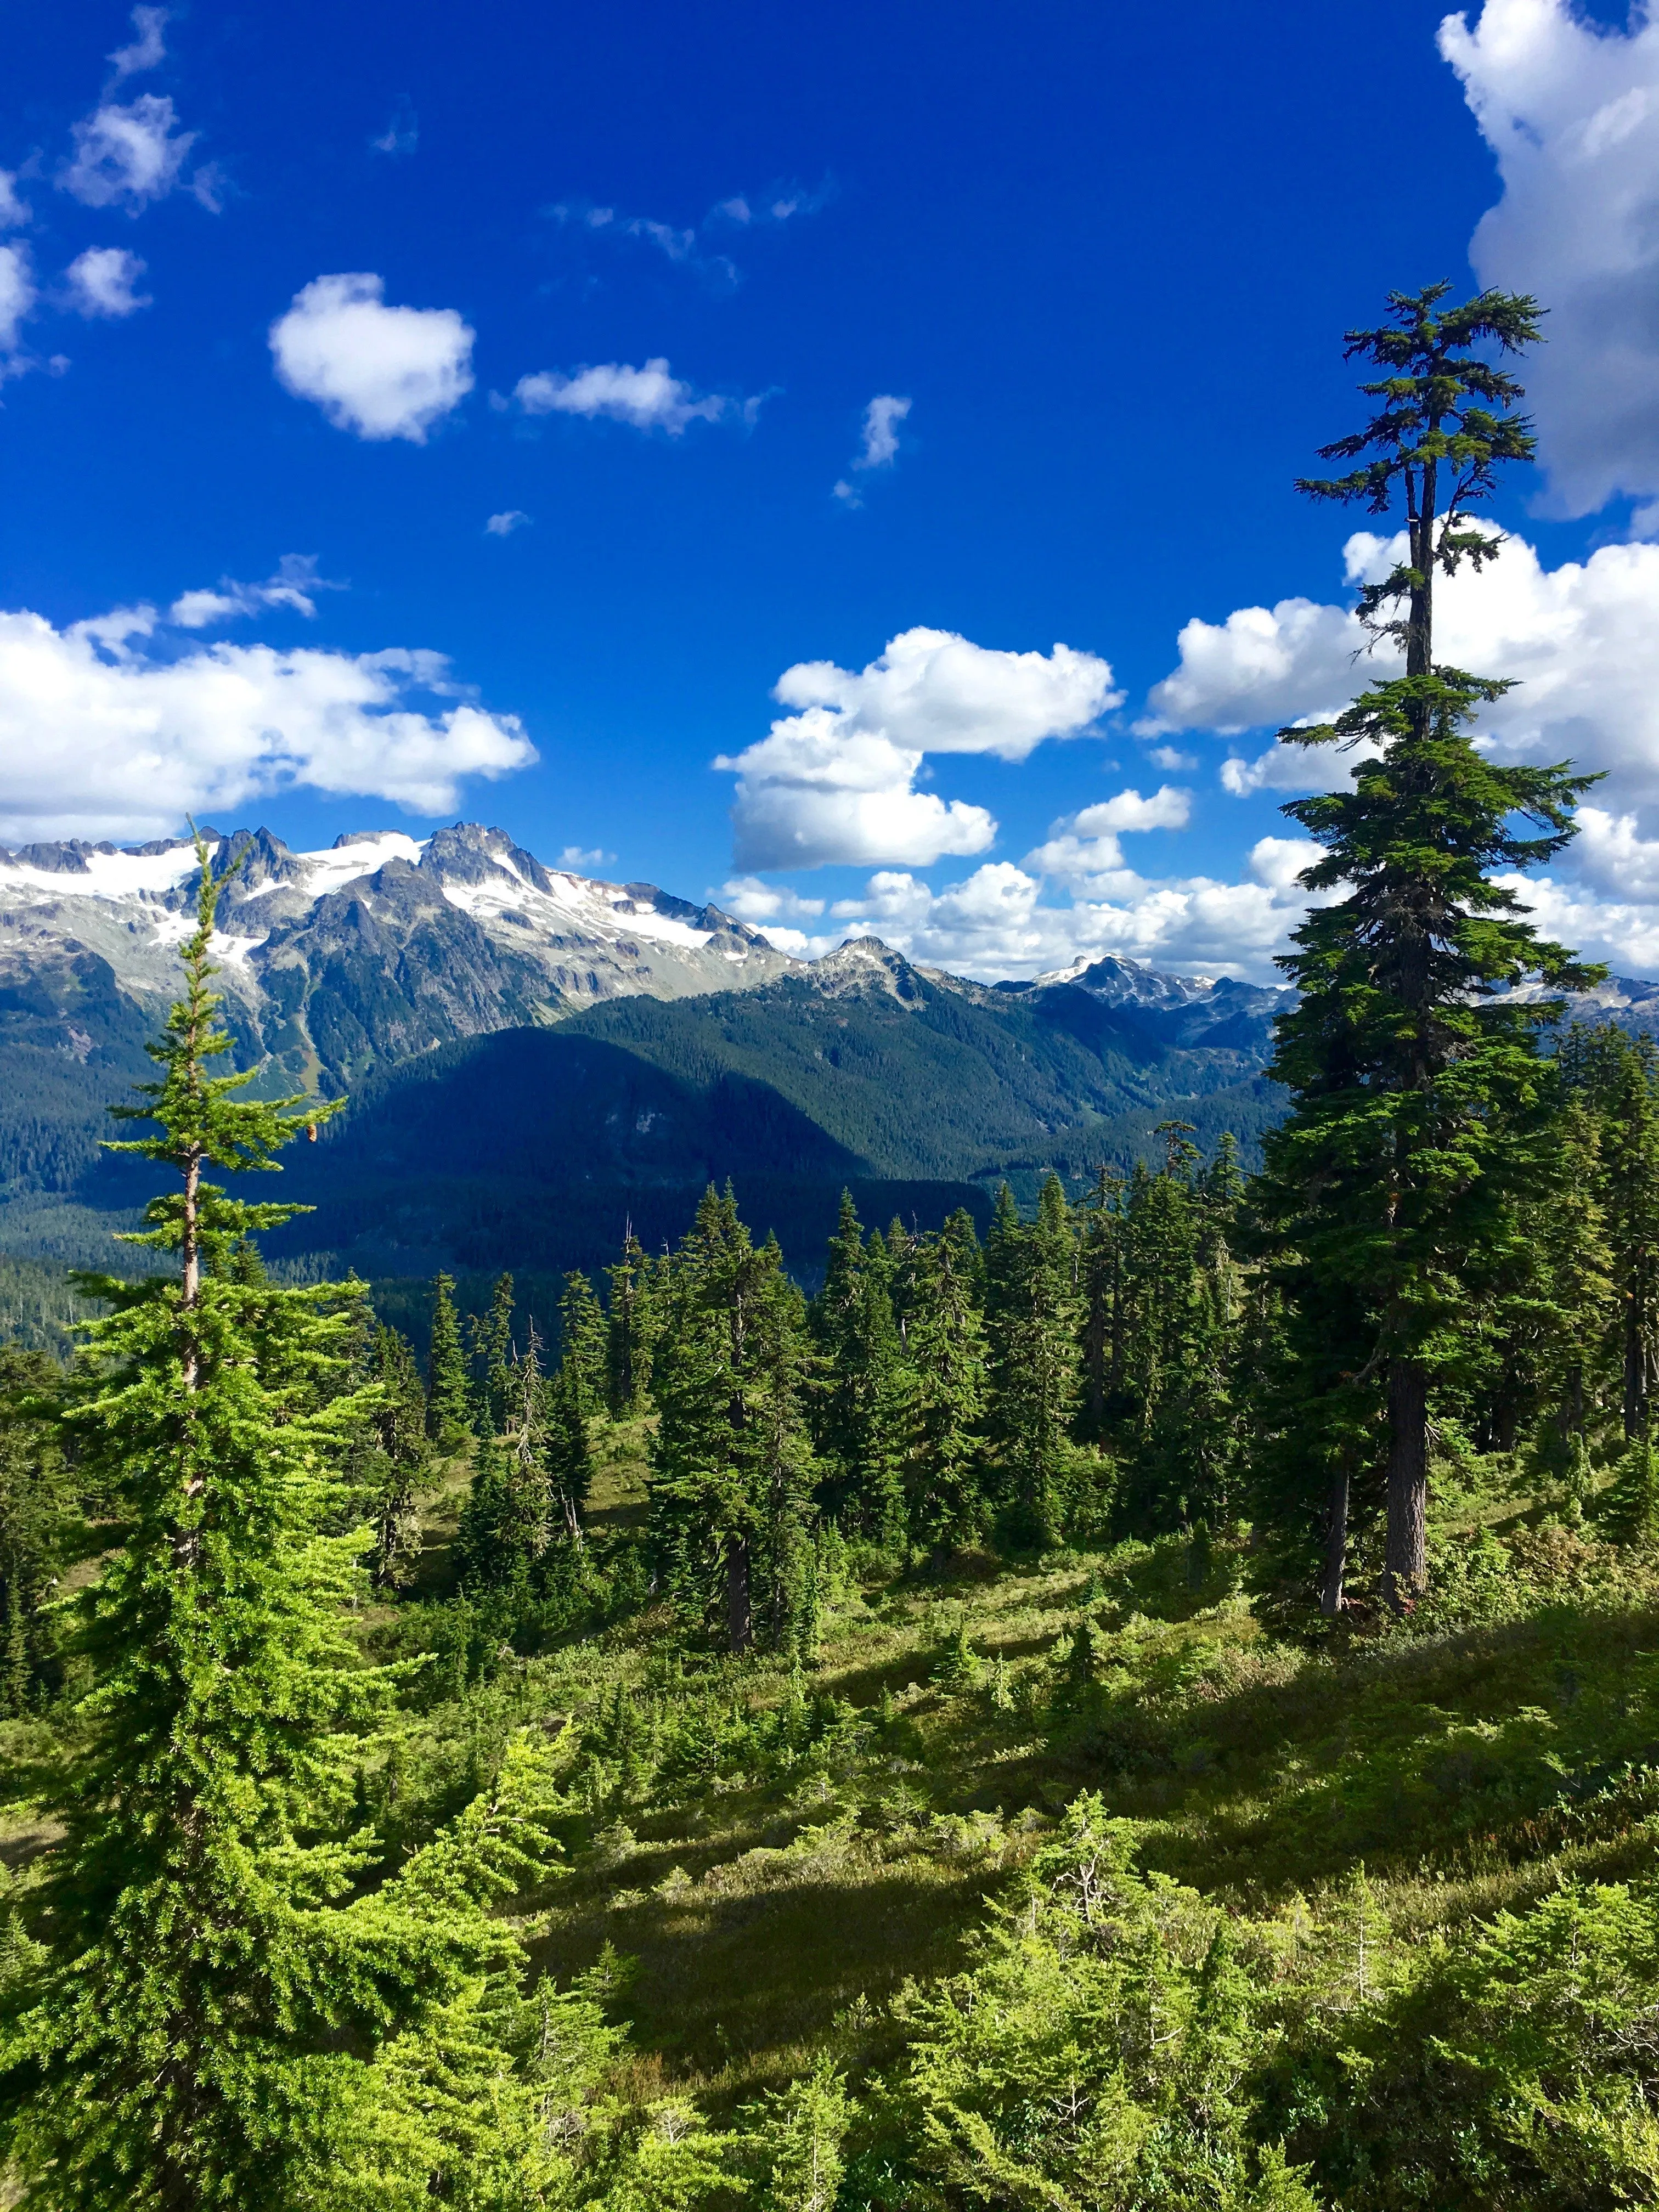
<box><xmin>0</xmin><ymin>841</ymin><xmax>560</xmax><ymax>2209</ymax></box>
<box><xmin>1259</xmin><ymin>285</ymin><xmax>1603</xmax><ymax>1609</ymax></box>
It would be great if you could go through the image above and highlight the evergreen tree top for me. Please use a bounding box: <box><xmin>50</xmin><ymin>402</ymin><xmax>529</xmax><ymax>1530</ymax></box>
<box><xmin>97</xmin><ymin>831</ymin><xmax>340</xmax><ymax>1278</ymax></box>
<box><xmin>1296</xmin><ymin>284</ymin><xmax>1543</xmax><ymax>655</ymax></box>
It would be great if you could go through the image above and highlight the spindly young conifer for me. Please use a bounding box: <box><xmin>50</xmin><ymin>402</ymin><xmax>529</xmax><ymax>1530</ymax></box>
<box><xmin>1262</xmin><ymin>285</ymin><xmax>1601</xmax><ymax>1607</ymax></box>
<box><xmin>0</xmin><ymin>839</ymin><xmax>562</xmax><ymax>2208</ymax></box>
<box><xmin>559</xmin><ymin>1269</ymin><xmax>608</xmax><ymax>1421</ymax></box>
<box><xmin>984</xmin><ymin>1175</ymin><xmax>1080</xmax><ymax>1549</ymax></box>
<box><xmin>360</xmin><ymin>1322</ymin><xmax>430</xmax><ymax>1589</ymax></box>
<box><xmin>901</xmin><ymin>1227</ymin><xmax>989</xmax><ymax>1560</ymax></box>
<box><xmin>471</xmin><ymin>1270</ymin><xmax>516</xmax><ymax>1437</ymax></box>
<box><xmin>425</xmin><ymin>1271</ymin><xmax>472</xmax><ymax>1452</ymax></box>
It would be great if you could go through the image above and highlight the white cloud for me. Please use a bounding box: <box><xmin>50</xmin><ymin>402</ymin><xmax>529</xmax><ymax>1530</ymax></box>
<box><xmin>0</xmin><ymin>173</ymin><xmax>29</xmax><ymax>229</ymax></box>
<box><xmin>167</xmin><ymin>555</ymin><xmax>338</xmax><ymax>630</ymax></box>
<box><xmin>1148</xmin><ymin>524</ymin><xmax>1659</xmax><ymax>821</ymax></box>
<box><xmin>108</xmin><ymin>6</ymin><xmax>168</xmax><ymax>80</ymax></box>
<box><xmin>270</xmin><ymin>274</ymin><xmax>475</xmax><ymax>442</ymax></box>
<box><xmin>833</xmin><ymin>392</ymin><xmax>911</xmax><ymax>505</ymax></box>
<box><xmin>717</xmin><ymin>627</ymin><xmax>1120</xmax><ymax>871</ymax></box>
<box><xmin>719</xmin><ymin>876</ymin><xmax>826</xmax><ymax>921</ymax></box>
<box><xmin>0</xmin><ymin>244</ymin><xmax>35</xmax><ymax>359</ymax></box>
<box><xmin>548</xmin><ymin>182</ymin><xmax>828</xmax><ymax>289</ymax></box>
<box><xmin>484</xmin><ymin>510</ymin><xmax>531</xmax><ymax>537</ymax></box>
<box><xmin>1441</xmin><ymin>0</ymin><xmax>1659</xmax><ymax>520</ymax></box>
<box><xmin>59</xmin><ymin>95</ymin><xmax>201</xmax><ymax>213</ymax></box>
<box><xmin>1502</xmin><ymin>872</ymin><xmax>1659</xmax><ymax>979</ymax></box>
<box><xmin>707</xmin><ymin>180</ymin><xmax>834</xmax><ymax>228</ymax></box>
<box><xmin>558</xmin><ymin>844</ymin><xmax>614</xmax><ymax>869</ymax></box>
<box><xmin>64</xmin><ymin>246</ymin><xmax>150</xmax><ymax>318</ymax></box>
<box><xmin>817</xmin><ymin>832</ymin><xmax>1326</xmax><ymax>983</ymax></box>
<box><xmin>1149</xmin><ymin>744</ymin><xmax>1197</xmax><ymax>770</ymax></box>
<box><xmin>1024</xmin><ymin>786</ymin><xmax>1193</xmax><ymax>891</ymax></box>
<box><xmin>0</xmin><ymin>602</ymin><xmax>535</xmax><ymax>843</ymax></box>
<box><xmin>1142</xmin><ymin>594</ymin><xmax>1361</xmax><ymax>738</ymax></box>
<box><xmin>546</xmin><ymin>201</ymin><xmax>737</xmax><ymax>287</ymax></box>
<box><xmin>514</xmin><ymin>358</ymin><xmax>735</xmax><ymax>435</ymax></box>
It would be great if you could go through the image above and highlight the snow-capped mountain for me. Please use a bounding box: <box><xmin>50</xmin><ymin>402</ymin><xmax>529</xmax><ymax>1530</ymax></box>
<box><xmin>0</xmin><ymin>821</ymin><xmax>798</xmax><ymax>1092</ymax></box>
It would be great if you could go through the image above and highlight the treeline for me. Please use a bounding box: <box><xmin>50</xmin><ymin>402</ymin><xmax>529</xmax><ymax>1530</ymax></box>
<box><xmin>311</xmin><ymin>1004</ymin><xmax>1656</xmax><ymax>1681</ymax></box>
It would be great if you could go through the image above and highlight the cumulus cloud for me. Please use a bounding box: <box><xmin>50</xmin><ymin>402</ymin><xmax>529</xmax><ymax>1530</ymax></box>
<box><xmin>0</xmin><ymin>173</ymin><xmax>29</xmax><ymax>230</ymax></box>
<box><xmin>718</xmin><ymin>628</ymin><xmax>1120</xmax><ymax>871</ymax></box>
<box><xmin>270</xmin><ymin>274</ymin><xmax>475</xmax><ymax>442</ymax></box>
<box><xmin>59</xmin><ymin>95</ymin><xmax>204</xmax><ymax>213</ymax></box>
<box><xmin>720</xmin><ymin>877</ymin><xmax>826</xmax><ymax>923</ymax></box>
<box><xmin>814</xmin><ymin>831</ymin><xmax>1325</xmax><ymax>983</ymax></box>
<box><xmin>167</xmin><ymin>555</ymin><xmax>340</xmax><ymax>630</ymax></box>
<box><xmin>484</xmin><ymin>510</ymin><xmax>531</xmax><ymax>537</ymax></box>
<box><xmin>1147</xmin><ymin>524</ymin><xmax>1659</xmax><ymax>818</ymax></box>
<box><xmin>1441</xmin><ymin>0</ymin><xmax>1659</xmax><ymax>521</ymax></box>
<box><xmin>1024</xmin><ymin>787</ymin><xmax>1193</xmax><ymax>891</ymax></box>
<box><xmin>64</xmin><ymin>246</ymin><xmax>149</xmax><ymax>318</ymax></box>
<box><xmin>513</xmin><ymin>358</ymin><xmax>738</xmax><ymax>435</ymax></box>
<box><xmin>108</xmin><ymin>6</ymin><xmax>168</xmax><ymax>80</ymax></box>
<box><xmin>833</xmin><ymin>393</ymin><xmax>911</xmax><ymax>506</ymax></box>
<box><xmin>0</xmin><ymin>601</ymin><xmax>535</xmax><ymax>843</ymax></box>
<box><xmin>0</xmin><ymin>244</ymin><xmax>35</xmax><ymax>359</ymax></box>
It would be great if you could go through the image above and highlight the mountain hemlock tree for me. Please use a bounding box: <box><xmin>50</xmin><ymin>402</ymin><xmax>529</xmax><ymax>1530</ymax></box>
<box><xmin>810</xmin><ymin>1192</ymin><xmax>906</xmax><ymax>1552</ymax></box>
<box><xmin>984</xmin><ymin>1175</ymin><xmax>1080</xmax><ymax>1549</ymax></box>
<box><xmin>0</xmin><ymin>840</ymin><xmax>562</xmax><ymax>2208</ymax></box>
<box><xmin>1262</xmin><ymin>284</ymin><xmax>1601</xmax><ymax>1609</ymax></box>
<box><xmin>361</xmin><ymin>1322</ymin><xmax>430</xmax><ymax>1589</ymax></box>
<box><xmin>471</xmin><ymin>1271</ymin><xmax>516</xmax><ymax>1437</ymax></box>
<box><xmin>606</xmin><ymin>1230</ymin><xmax>659</xmax><ymax>1418</ymax></box>
<box><xmin>649</xmin><ymin>1188</ymin><xmax>816</xmax><ymax>1654</ymax></box>
<box><xmin>559</xmin><ymin>1269</ymin><xmax>609</xmax><ymax>1421</ymax></box>
<box><xmin>901</xmin><ymin>1227</ymin><xmax>989</xmax><ymax>1561</ymax></box>
<box><xmin>425</xmin><ymin>1271</ymin><xmax>472</xmax><ymax>1452</ymax></box>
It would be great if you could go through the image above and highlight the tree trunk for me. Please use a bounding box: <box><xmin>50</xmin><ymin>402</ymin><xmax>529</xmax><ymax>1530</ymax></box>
<box><xmin>1321</xmin><ymin>1465</ymin><xmax>1350</xmax><ymax>1617</ymax></box>
<box><xmin>1625</xmin><ymin>1286</ymin><xmax>1652</xmax><ymax>1440</ymax></box>
<box><xmin>726</xmin><ymin>1532</ymin><xmax>752</xmax><ymax>1654</ymax></box>
<box><xmin>1406</xmin><ymin>453</ymin><xmax>1436</xmax><ymax>680</ymax></box>
<box><xmin>1384</xmin><ymin>1356</ymin><xmax>1429</xmax><ymax>1609</ymax></box>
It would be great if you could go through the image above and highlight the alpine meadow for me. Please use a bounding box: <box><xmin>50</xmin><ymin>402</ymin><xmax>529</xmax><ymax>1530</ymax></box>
<box><xmin>22</xmin><ymin>0</ymin><xmax>1659</xmax><ymax>2193</ymax></box>
<box><xmin>8</xmin><ymin>260</ymin><xmax>1659</xmax><ymax>2212</ymax></box>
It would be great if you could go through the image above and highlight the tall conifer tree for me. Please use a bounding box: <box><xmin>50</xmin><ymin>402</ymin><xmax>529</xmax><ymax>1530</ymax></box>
<box><xmin>425</xmin><ymin>1271</ymin><xmax>472</xmax><ymax>1452</ymax></box>
<box><xmin>901</xmin><ymin>1228</ymin><xmax>989</xmax><ymax>1559</ymax></box>
<box><xmin>984</xmin><ymin>1175</ymin><xmax>1080</xmax><ymax>1549</ymax></box>
<box><xmin>558</xmin><ymin>1270</ymin><xmax>608</xmax><ymax>1421</ymax></box>
<box><xmin>0</xmin><ymin>840</ymin><xmax>560</xmax><ymax>2207</ymax></box>
<box><xmin>649</xmin><ymin>1188</ymin><xmax>815</xmax><ymax>1652</ymax></box>
<box><xmin>605</xmin><ymin>1229</ymin><xmax>659</xmax><ymax>1417</ymax></box>
<box><xmin>1259</xmin><ymin>284</ymin><xmax>1600</xmax><ymax>1606</ymax></box>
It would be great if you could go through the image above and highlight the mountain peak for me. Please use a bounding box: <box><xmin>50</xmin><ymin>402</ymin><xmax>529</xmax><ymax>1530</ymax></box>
<box><xmin>807</xmin><ymin>937</ymin><xmax>927</xmax><ymax>1004</ymax></box>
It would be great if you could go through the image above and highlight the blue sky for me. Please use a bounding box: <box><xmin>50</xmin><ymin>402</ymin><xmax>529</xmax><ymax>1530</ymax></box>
<box><xmin>6</xmin><ymin>0</ymin><xmax>1659</xmax><ymax>980</ymax></box>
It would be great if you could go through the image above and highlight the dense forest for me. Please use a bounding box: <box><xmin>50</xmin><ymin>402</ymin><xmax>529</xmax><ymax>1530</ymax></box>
<box><xmin>9</xmin><ymin>287</ymin><xmax>1659</xmax><ymax>2208</ymax></box>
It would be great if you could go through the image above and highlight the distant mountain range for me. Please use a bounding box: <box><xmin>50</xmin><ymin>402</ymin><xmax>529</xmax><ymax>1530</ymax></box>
<box><xmin>1</xmin><ymin>820</ymin><xmax>1650</xmax><ymax>1297</ymax></box>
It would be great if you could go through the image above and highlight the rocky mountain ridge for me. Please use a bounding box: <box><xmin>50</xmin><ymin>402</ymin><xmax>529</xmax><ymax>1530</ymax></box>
<box><xmin>0</xmin><ymin>821</ymin><xmax>795</xmax><ymax>1093</ymax></box>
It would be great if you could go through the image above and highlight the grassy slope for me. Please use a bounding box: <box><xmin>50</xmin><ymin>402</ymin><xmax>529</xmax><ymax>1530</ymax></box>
<box><xmin>8</xmin><ymin>1422</ymin><xmax>1658</xmax><ymax>2154</ymax></box>
<box><xmin>335</xmin><ymin>1429</ymin><xmax>1659</xmax><ymax>2117</ymax></box>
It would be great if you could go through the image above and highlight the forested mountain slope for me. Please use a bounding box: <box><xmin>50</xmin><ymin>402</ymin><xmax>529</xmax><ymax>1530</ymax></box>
<box><xmin>252</xmin><ymin>938</ymin><xmax>1285</xmax><ymax>1285</ymax></box>
<box><xmin>3</xmin><ymin>819</ymin><xmax>1652</xmax><ymax>1286</ymax></box>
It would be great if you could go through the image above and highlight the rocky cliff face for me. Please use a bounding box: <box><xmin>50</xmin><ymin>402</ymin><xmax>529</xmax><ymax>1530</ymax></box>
<box><xmin>0</xmin><ymin>821</ymin><xmax>798</xmax><ymax>1092</ymax></box>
